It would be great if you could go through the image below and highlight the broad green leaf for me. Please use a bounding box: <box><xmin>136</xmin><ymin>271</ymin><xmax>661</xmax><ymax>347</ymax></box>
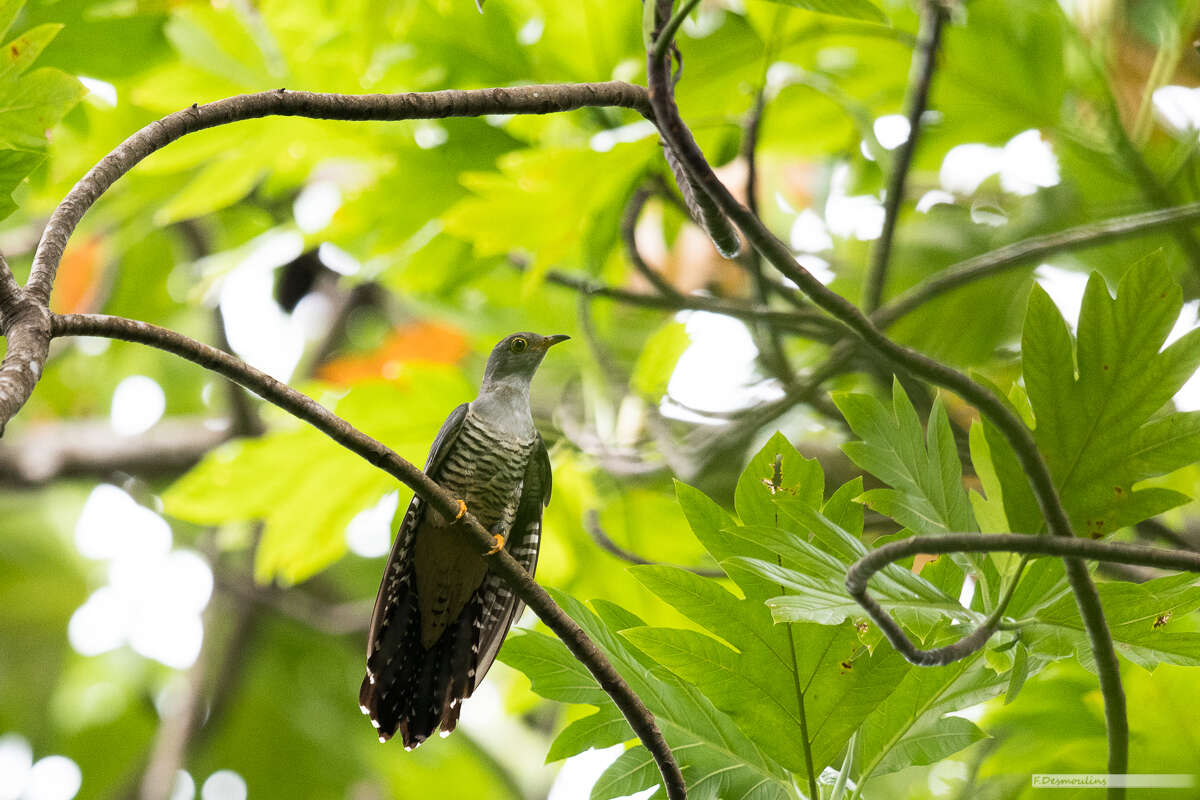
<box><xmin>834</xmin><ymin>380</ymin><xmax>997</xmax><ymax>604</ymax></box>
<box><xmin>591</xmin><ymin>746</ymin><xmax>661</xmax><ymax>800</ymax></box>
<box><xmin>855</xmin><ymin>654</ymin><xmax>1008</xmax><ymax>781</ymax></box>
<box><xmin>164</xmin><ymin>370</ymin><xmax>473</xmax><ymax>583</ymax></box>
<box><xmin>834</xmin><ymin>380</ymin><xmax>977</xmax><ymax>537</ymax></box>
<box><xmin>500</xmin><ymin>589</ymin><xmax>793</xmax><ymax>800</ymax></box>
<box><xmin>1022</xmin><ymin>256</ymin><xmax>1200</xmax><ymax>534</ymax></box>
<box><xmin>967</xmin><ymin>420</ymin><xmax>1010</xmax><ymax>534</ymax></box>
<box><xmin>734</xmin><ymin>431</ymin><xmax>824</xmax><ymax>529</ymax></box>
<box><xmin>872</xmin><ymin>715</ymin><xmax>988</xmax><ymax>775</ymax></box>
<box><xmin>757</xmin><ymin>0</ymin><xmax>887</xmax><ymax>24</ymax></box>
<box><xmin>0</xmin><ymin>0</ymin><xmax>21</xmax><ymax>41</ymax></box>
<box><xmin>1025</xmin><ymin>572</ymin><xmax>1200</xmax><ymax>672</ymax></box>
<box><xmin>0</xmin><ymin>9</ymin><xmax>81</xmax><ymax>219</ymax></box>
<box><xmin>1005</xmin><ymin>642</ymin><xmax>1029</xmax><ymax>705</ymax></box>
<box><xmin>0</xmin><ymin>23</ymin><xmax>62</xmax><ymax>82</ymax></box>
<box><xmin>630</xmin><ymin>322</ymin><xmax>690</xmax><ymax>399</ymax></box>
<box><xmin>545</xmin><ymin>706</ymin><xmax>631</xmax><ymax>763</ymax></box>
<box><xmin>442</xmin><ymin>142</ymin><xmax>655</xmax><ymax>282</ymax></box>
<box><xmin>497</xmin><ymin>629</ymin><xmax>609</xmax><ymax>707</ymax></box>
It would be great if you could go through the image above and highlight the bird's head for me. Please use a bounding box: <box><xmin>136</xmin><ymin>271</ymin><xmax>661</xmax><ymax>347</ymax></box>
<box><xmin>481</xmin><ymin>332</ymin><xmax>569</xmax><ymax>387</ymax></box>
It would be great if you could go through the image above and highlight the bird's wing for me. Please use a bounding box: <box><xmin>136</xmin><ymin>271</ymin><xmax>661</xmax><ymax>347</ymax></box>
<box><xmin>363</xmin><ymin>403</ymin><xmax>468</xmax><ymax>662</ymax></box>
<box><xmin>470</xmin><ymin>434</ymin><xmax>552</xmax><ymax>692</ymax></box>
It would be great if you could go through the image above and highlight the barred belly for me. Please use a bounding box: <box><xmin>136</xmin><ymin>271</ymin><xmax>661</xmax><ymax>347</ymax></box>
<box><xmin>437</xmin><ymin>411</ymin><xmax>536</xmax><ymax>532</ymax></box>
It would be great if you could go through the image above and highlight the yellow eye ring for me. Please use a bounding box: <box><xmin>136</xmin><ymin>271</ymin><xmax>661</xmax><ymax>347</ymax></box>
<box><xmin>509</xmin><ymin>337</ymin><xmax>528</xmax><ymax>353</ymax></box>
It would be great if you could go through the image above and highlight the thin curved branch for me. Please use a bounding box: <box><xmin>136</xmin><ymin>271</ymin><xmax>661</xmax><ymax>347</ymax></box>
<box><xmin>862</xmin><ymin>0</ymin><xmax>945</xmax><ymax>312</ymax></box>
<box><xmin>534</xmin><ymin>263</ymin><xmax>842</xmax><ymax>340</ymax></box>
<box><xmin>875</xmin><ymin>202</ymin><xmax>1200</xmax><ymax>328</ymax></box>
<box><xmin>741</xmin><ymin>90</ymin><xmax>795</xmax><ymax>384</ymax></box>
<box><xmin>50</xmin><ymin>311</ymin><xmax>685</xmax><ymax>800</ymax></box>
<box><xmin>584</xmin><ymin>510</ymin><xmax>725</xmax><ymax>578</ymax></box>
<box><xmin>846</xmin><ymin>533</ymin><xmax>1200</xmax><ymax>666</ymax></box>
<box><xmin>622</xmin><ymin>185</ymin><xmax>686</xmax><ymax>300</ymax></box>
<box><xmin>645</xmin><ymin>4</ymin><xmax>1126</xmax><ymax>786</ymax></box>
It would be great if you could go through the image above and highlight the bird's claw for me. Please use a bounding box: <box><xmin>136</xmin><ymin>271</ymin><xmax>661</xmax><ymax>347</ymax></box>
<box><xmin>454</xmin><ymin>499</ymin><xmax>468</xmax><ymax>521</ymax></box>
<box><xmin>486</xmin><ymin>533</ymin><xmax>505</xmax><ymax>555</ymax></box>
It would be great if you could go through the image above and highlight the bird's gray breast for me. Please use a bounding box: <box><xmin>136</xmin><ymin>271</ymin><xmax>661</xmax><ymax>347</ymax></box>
<box><xmin>436</xmin><ymin>407</ymin><xmax>536</xmax><ymax>531</ymax></box>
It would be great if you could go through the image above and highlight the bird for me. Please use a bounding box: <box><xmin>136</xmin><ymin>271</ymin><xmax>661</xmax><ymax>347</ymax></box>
<box><xmin>359</xmin><ymin>331</ymin><xmax>568</xmax><ymax>748</ymax></box>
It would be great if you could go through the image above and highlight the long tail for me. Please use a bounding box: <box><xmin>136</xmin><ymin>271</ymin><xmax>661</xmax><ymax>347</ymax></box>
<box><xmin>359</xmin><ymin>588</ymin><xmax>481</xmax><ymax>748</ymax></box>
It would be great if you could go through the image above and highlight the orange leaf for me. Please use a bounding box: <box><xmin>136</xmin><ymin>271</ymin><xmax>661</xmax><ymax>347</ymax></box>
<box><xmin>51</xmin><ymin>236</ymin><xmax>105</xmax><ymax>314</ymax></box>
<box><xmin>318</xmin><ymin>320</ymin><xmax>468</xmax><ymax>385</ymax></box>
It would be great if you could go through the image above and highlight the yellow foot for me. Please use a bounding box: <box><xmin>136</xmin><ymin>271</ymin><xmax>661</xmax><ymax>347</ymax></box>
<box><xmin>454</xmin><ymin>499</ymin><xmax>468</xmax><ymax>521</ymax></box>
<box><xmin>486</xmin><ymin>533</ymin><xmax>506</xmax><ymax>555</ymax></box>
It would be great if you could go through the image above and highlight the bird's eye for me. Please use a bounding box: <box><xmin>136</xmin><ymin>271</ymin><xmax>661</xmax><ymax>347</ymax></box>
<box><xmin>509</xmin><ymin>337</ymin><xmax>528</xmax><ymax>353</ymax></box>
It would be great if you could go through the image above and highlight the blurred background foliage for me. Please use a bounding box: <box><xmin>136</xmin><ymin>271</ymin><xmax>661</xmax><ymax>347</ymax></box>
<box><xmin>2</xmin><ymin>0</ymin><xmax>1200</xmax><ymax>798</ymax></box>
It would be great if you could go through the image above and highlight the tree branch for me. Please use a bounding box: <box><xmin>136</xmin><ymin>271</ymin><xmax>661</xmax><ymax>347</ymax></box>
<box><xmin>846</xmin><ymin>533</ymin><xmax>1200</xmax><ymax>666</ymax></box>
<box><xmin>0</xmin><ymin>417</ymin><xmax>230</xmax><ymax>485</ymax></box>
<box><xmin>583</xmin><ymin>510</ymin><xmax>724</xmax><ymax>578</ymax></box>
<box><xmin>0</xmin><ymin>83</ymin><xmax>655</xmax><ymax>435</ymax></box>
<box><xmin>875</xmin><ymin>202</ymin><xmax>1200</xmax><ymax>328</ymax></box>
<box><xmin>862</xmin><ymin>0</ymin><xmax>945</xmax><ymax>312</ymax></box>
<box><xmin>621</xmin><ymin>186</ymin><xmax>686</xmax><ymax>299</ymax></box>
<box><xmin>50</xmin><ymin>311</ymin><xmax>686</xmax><ymax>800</ymax></box>
<box><xmin>534</xmin><ymin>264</ymin><xmax>841</xmax><ymax>340</ymax></box>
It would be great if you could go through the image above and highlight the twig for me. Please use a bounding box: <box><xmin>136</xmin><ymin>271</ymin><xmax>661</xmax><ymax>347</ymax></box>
<box><xmin>742</xmin><ymin>91</ymin><xmax>795</xmax><ymax>385</ymax></box>
<box><xmin>0</xmin><ymin>417</ymin><xmax>230</xmax><ymax>485</ymax></box>
<box><xmin>646</xmin><ymin>4</ymin><xmax>1126</xmax><ymax>788</ymax></box>
<box><xmin>846</xmin><ymin>533</ymin><xmax>1200</xmax><ymax>665</ymax></box>
<box><xmin>535</xmin><ymin>265</ymin><xmax>841</xmax><ymax>340</ymax></box>
<box><xmin>621</xmin><ymin>186</ymin><xmax>685</xmax><ymax>299</ymax></box>
<box><xmin>212</xmin><ymin>567</ymin><xmax>371</xmax><ymax>636</ymax></box>
<box><xmin>50</xmin><ymin>311</ymin><xmax>686</xmax><ymax>800</ymax></box>
<box><xmin>584</xmin><ymin>510</ymin><xmax>725</xmax><ymax>578</ymax></box>
<box><xmin>875</xmin><ymin>202</ymin><xmax>1200</xmax><ymax>327</ymax></box>
<box><xmin>862</xmin><ymin>0</ymin><xmax>945</xmax><ymax>312</ymax></box>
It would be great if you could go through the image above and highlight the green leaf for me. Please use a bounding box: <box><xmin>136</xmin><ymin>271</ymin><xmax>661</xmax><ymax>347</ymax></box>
<box><xmin>499</xmin><ymin>630</ymin><xmax>609</xmax><ymax>707</ymax></box>
<box><xmin>630</xmin><ymin>322</ymin><xmax>690</xmax><ymax>400</ymax></box>
<box><xmin>1022</xmin><ymin>255</ymin><xmax>1200</xmax><ymax>534</ymax></box>
<box><xmin>1005</xmin><ymin>642</ymin><xmax>1029</xmax><ymax>705</ymax></box>
<box><xmin>756</xmin><ymin>0</ymin><xmax>887</xmax><ymax>24</ymax></box>
<box><xmin>734</xmin><ymin>431</ymin><xmax>824</xmax><ymax>529</ymax></box>
<box><xmin>0</xmin><ymin>23</ymin><xmax>62</xmax><ymax>82</ymax></box>
<box><xmin>1025</xmin><ymin>572</ymin><xmax>1200</xmax><ymax>672</ymax></box>
<box><xmin>164</xmin><ymin>370</ymin><xmax>473</xmax><ymax>583</ymax></box>
<box><xmin>591</xmin><ymin>746</ymin><xmax>661</xmax><ymax>800</ymax></box>
<box><xmin>833</xmin><ymin>381</ymin><xmax>997</xmax><ymax>602</ymax></box>
<box><xmin>855</xmin><ymin>654</ymin><xmax>1008</xmax><ymax>780</ymax></box>
<box><xmin>0</xmin><ymin>9</ymin><xmax>81</xmax><ymax>219</ymax></box>
<box><xmin>872</xmin><ymin>715</ymin><xmax>988</xmax><ymax>775</ymax></box>
<box><xmin>0</xmin><ymin>0</ymin><xmax>22</xmax><ymax>41</ymax></box>
<box><xmin>835</xmin><ymin>380</ymin><xmax>977</xmax><ymax>536</ymax></box>
<box><xmin>545</xmin><ymin>706</ymin><xmax>631</xmax><ymax>763</ymax></box>
<box><xmin>442</xmin><ymin>142</ymin><xmax>655</xmax><ymax>281</ymax></box>
<box><xmin>500</xmin><ymin>589</ymin><xmax>793</xmax><ymax>800</ymax></box>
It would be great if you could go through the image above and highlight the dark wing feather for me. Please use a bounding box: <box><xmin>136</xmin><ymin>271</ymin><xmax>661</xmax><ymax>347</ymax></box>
<box><xmin>359</xmin><ymin>403</ymin><xmax>467</xmax><ymax>743</ymax></box>
<box><xmin>470</xmin><ymin>434</ymin><xmax>551</xmax><ymax>692</ymax></box>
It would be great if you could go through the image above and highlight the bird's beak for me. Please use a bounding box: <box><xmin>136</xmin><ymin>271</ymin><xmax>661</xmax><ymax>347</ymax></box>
<box><xmin>543</xmin><ymin>334</ymin><xmax>570</xmax><ymax>348</ymax></box>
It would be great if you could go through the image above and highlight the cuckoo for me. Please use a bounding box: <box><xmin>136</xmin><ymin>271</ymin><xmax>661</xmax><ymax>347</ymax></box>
<box><xmin>359</xmin><ymin>331</ymin><xmax>568</xmax><ymax>747</ymax></box>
